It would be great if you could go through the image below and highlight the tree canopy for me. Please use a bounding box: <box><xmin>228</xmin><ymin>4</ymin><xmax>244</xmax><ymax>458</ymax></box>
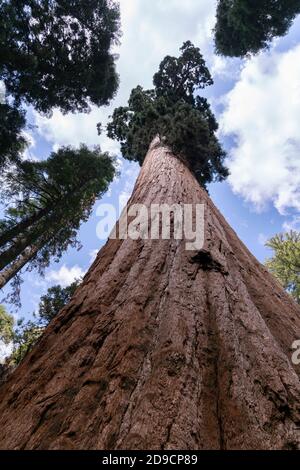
<box><xmin>38</xmin><ymin>281</ymin><xmax>80</xmax><ymax>325</ymax></box>
<box><xmin>0</xmin><ymin>145</ymin><xmax>116</xmax><ymax>295</ymax></box>
<box><xmin>214</xmin><ymin>0</ymin><xmax>300</xmax><ymax>57</ymax></box>
<box><xmin>106</xmin><ymin>41</ymin><xmax>228</xmax><ymax>188</ymax></box>
<box><xmin>0</xmin><ymin>0</ymin><xmax>121</xmax><ymax>114</ymax></box>
<box><xmin>266</xmin><ymin>231</ymin><xmax>300</xmax><ymax>304</ymax></box>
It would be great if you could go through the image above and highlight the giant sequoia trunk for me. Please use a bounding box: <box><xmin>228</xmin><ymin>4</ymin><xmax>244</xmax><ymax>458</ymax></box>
<box><xmin>0</xmin><ymin>141</ymin><xmax>300</xmax><ymax>450</ymax></box>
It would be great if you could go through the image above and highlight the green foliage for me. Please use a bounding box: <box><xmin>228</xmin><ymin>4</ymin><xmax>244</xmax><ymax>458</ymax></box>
<box><xmin>9</xmin><ymin>319</ymin><xmax>43</xmax><ymax>366</ymax></box>
<box><xmin>266</xmin><ymin>231</ymin><xmax>300</xmax><ymax>304</ymax></box>
<box><xmin>2</xmin><ymin>144</ymin><xmax>116</xmax><ymax>215</ymax></box>
<box><xmin>0</xmin><ymin>0</ymin><xmax>120</xmax><ymax>114</ymax></box>
<box><xmin>0</xmin><ymin>305</ymin><xmax>14</xmax><ymax>345</ymax></box>
<box><xmin>106</xmin><ymin>41</ymin><xmax>228</xmax><ymax>188</ymax></box>
<box><xmin>0</xmin><ymin>102</ymin><xmax>27</xmax><ymax>170</ymax></box>
<box><xmin>215</xmin><ymin>0</ymin><xmax>300</xmax><ymax>57</ymax></box>
<box><xmin>0</xmin><ymin>1</ymin><xmax>120</xmax><ymax>173</ymax></box>
<box><xmin>0</xmin><ymin>145</ymin><xmax>116</xmax><ymax>295</ymax></box>
<box><xmin>153</xmin><ymin>41</ymin><xmax>213</xmax><ymax>100</ymax></box>
<box><xmin>38</xmin><ymin>280</ymin><xmax>80</xmax><ymax>325</ymax></box>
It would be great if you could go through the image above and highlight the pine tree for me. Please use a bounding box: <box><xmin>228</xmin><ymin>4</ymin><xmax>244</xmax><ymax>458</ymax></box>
<box><xmin>0</xmin><ymin>145</ymin><xmax>116</xmax><ymax>291</ymax></box>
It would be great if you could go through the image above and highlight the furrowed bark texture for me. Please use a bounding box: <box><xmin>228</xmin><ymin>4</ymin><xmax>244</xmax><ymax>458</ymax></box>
<box><xmin>0</xmin><ymin>142</ymin><xmax>300</xmax><ymax>450</ymax></box>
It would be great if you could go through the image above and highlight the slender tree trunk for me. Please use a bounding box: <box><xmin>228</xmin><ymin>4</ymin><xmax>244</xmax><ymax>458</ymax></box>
<box><xmin>0</xmin><ymin>182</ymin><xmax>95</xmax><ymax>271</ymax></box>
<box><xmin>0</xmin><ymin>217</ymin><xmax>73</xmax><ymax>290</ymax></box>
<box><xmin>0</xmin><ymin>205</ymin><xmax>52</xmax><ymax>249</ymax></box>
<box><xmin>0</xmin><ymin>244</ymin><xmax>40</xmax><ymax>289</ymax></box>
<box><xmin>0</xmin><ymin>141</ymin><xmax>300</xmax><ymax>450</ymax></box>
<box><xmin>0</xmin><ymin>206</ymin><xmax>69</xmax><ymax>271</ymax></box>
<box><xmin>0</xmin><ymin>232</ymin><xmax>42</xmax><ymax>272</ymax></box>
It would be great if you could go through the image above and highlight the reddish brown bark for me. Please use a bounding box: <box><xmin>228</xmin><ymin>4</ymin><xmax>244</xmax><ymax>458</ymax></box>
<box><xmin>0</xmin><ymin>141</ymin><xmax>300</xmax><ymax>450</ymax></box>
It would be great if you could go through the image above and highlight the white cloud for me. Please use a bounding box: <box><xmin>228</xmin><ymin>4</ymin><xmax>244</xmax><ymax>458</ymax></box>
<box><xmin>21</xmin><ymin>130</ymin><xmax>38</xmax><ymax>161</ymax></box>
<box><xmin>46</xmin><ymin>264</ymin><xmax>86</xmax><ymax>287</ymax></box>
<box><xmin>283</xmin><ymin>216</ymin><xmax>300</xmax><ymax>232</ymax></box>
<box><xmin>0</xmin><ymin>341</ymin><xmax>12</xmax><ymax>364</ymax></box>
<box><xmin>119</xmin><ymin>182</ymin><xmax>133</xmax><ymax>210</ymax></box>
<box><xmin>258</xmin><ymin>233</ymin><xmax>268</xmax><ymax>246</ymax></box>
<box><xmin>35</xmin><ymin>106</ymin><xmax>119</xmax><ymax>154</ymax></box>
<box><xmin>34</xmin><ymin>0</ymin><xmax>217</xmax><ymax>151</ymax></box>
<box><xmin>221</xmin><ymin>44</ymin><xmax>300</xmax><ymax>214</ymax></box>
<box><xmin>119</xmin><ymin>164</ymin><xmax>140</xmax><ymax>209</ymax></box>
<box><xmin>89</xmin><ymin>249</ymin><xmax>99</xmax><ymax>263</ymax></box>
<box><xmin>211</xmin><ymin>55</ymin><xmax>241</xmax><ymax>80</ymax></box>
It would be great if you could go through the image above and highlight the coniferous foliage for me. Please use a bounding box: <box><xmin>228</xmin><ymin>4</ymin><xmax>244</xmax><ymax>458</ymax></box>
<box><xmin>266</xmin><ymin>231</ymin><xmax>300</xmax><ymax>304</ymax></box>
<box><xmin>0</xmin><ymin>304</ymin><xmax>14</xmax><ymax>345</ymax></box>
<box><xmin>0</xmin><ymin>102</ymin><xmax>27</xmax><ymax>170</ymax></box>
<box><xmin>106</xmin><ymin>41</ymin><xmax>228</xmax><ymax>187</ymax></box>
<box><xmin>38</xmin><ymin>281</ymin><xmax>80</xmax><ymax>325</ymax></box>
<box><xmin>0</xmin><ymin>145</ymin><xmax>116</xmax><ymax>291</ymax></box>
<box><xmin>215</xmin><ymin>0</ymin><xmax>300</xmax><ymax>57</ymax></box>
<box><xmin>0</xmin><ymin>0</ymin><xmax>121</xmax><ymax>114</ymax></box>
<box><xmin>9</xmin><ymin>318</ymin><xmax>43</xmax><ymax>366</ymax></box>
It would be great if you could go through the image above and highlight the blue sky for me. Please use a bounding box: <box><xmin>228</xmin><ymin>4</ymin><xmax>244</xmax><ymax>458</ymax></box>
<box><xmin>1</xmin><ymin>0</ymin><xmax>300</xmax><ymax>326</ymax></box>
